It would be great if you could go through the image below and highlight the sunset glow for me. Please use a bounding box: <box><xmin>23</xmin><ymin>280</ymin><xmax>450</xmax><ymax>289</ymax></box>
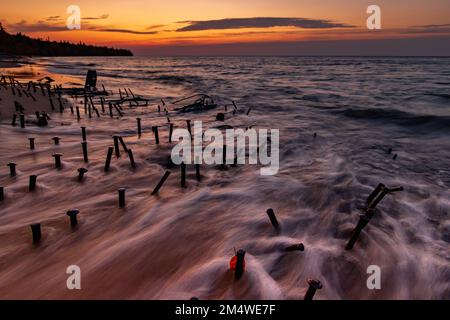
<box><xmin>1</xmin><ymin>1</ymin><xmax>450</xmax><ymax>54</ymax></box>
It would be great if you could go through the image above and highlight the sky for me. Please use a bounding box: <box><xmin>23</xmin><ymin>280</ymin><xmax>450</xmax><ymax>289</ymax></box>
<box><xmin>1</xmin><ymin>0</ymin><xmax>450</xmax><ymax>55</ymax></box>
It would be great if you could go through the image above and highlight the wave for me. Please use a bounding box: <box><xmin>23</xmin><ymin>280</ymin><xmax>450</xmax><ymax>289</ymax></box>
<box><xmin>337</xmin><ymin>107</ymin><xmax>450</xmax><ymax>132</ymax></box>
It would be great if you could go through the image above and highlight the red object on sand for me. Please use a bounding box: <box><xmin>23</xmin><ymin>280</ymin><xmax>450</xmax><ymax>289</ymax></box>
<box><xmin>229</xmin><ymin>255</ymin><xmax>245</xmax><ymax>271</ymax></box>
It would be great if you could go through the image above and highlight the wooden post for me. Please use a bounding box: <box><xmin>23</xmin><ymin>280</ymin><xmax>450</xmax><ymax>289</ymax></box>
<box><xmin>151</xmin><ymin>171</ymin><xmax>171</xmax><ymax>195</ymax></box>
<box><xmin>81</xmin><ymin>142</ymin><xmax>88</xmax><ymax>162</ymax></box>
<box><xmin>104</xmin><ymin>147</ymin><xmax>114</xmax><ymax>172</ymax></box>
<box><xmin>67</xmin><ymin>209</ymin><xmax>79</xmax><ymax>228</ymax></box>
<box><xmin>304</xmin><ymin>279</ymin><xmax>322</xmax><ymax>300</ymax></box>
<box><xmin>30</xmin><ymin>223</ymin><xmax>41</xmax><ymax>244</ymax></box>
<box><xmin>137</xmin><ymin>118</ymin><xmax>142</xmax><ymax>136</ymax></box>
<box><xmin>234</xmin><ymin>249</ymin><xmax>246</xmax><ymax>280</ymax></box>
<box><xmin>127</xmin><ymin>149</ymin><xmax>136</xmax><ymax>168</ymax></box>
<box><xmin>181</xmin><ymin>162</ymin><xmax>186</xmax><ymax>188</ymax></box>
<box><xmin>118</xmin><ymin>188</ymin><xmax>126</xmax><ymax>208</ymax></box>
<box><xmin>29</xmin><ymin>175</ymin><xmax>37</xmax><ymax>191</ymax></box>
<box><xmin>266</xmin><ymin>208</ymin><xmax>279</xmax><ymax>229</ymax></box>
<box><xmin>113</xmin><ymin>136</ymin><xmax>120</xmax><ymax>157</ymax></box>
<box><xmin>7</xmin><ymin>163</ymin><xmax>16</xmax><ymax>177</ymax></box>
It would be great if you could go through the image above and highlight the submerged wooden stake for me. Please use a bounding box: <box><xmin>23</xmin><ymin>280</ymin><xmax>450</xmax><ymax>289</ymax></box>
<box><xmin>7</xmin><ymin>163</ymin><xmax>16</xmax><ymax>177</ymax></box>
<box><xmin>81</xmin><ymin>126</ymin><xmax>87</xmax><ymax>141</ymax></box>
<box><xmin>81</xmin><ymin>142</ymin><xmax>89</xmax><ymax>162</ymax></box>
<box><xmin>181</xmin><ymin>161</ymin><xmax>186</xmax><ymax>188</ymax></box>
<box><xmin>118</xmin><ymin>188</ymin><xmax>126</xmax><ymax>208</ymax></box>
<box><xmin>152</xmin><ymin>126</ymin><xmax>160</xmax><ymax>144</ymax></box>
<box><xmin>66</xmin><ymin>209</ymin><xmax>79</xmax><ymax>228</ymax></box>
<box><xmin>77</xmin><ymin>168</ymin><xmax>88</xmax><ymax>181</ymax></box>
<box><xmin>151</xmin><ymin>171</ymin><xmax>171</xmax><ymax>195</ymax></box>
<box><xmin>29</xmin><ymin>175</ymin><xmax>37</xmax><ymax>191</ymax></box>
<box><xmin>53</xmin><ymin>153</ymin><xmax>63</xmax><ymax>169</ymax></box>
<box><xmin>137</xmin><ymin>118</ymin><xmax>142</xmax><ymax>136</ymax></box>
<box><xmin>304</xmin><ymin>279</ymin><xmax>322</xmax><ymax>300</ymax></box>
<box><xmin>30</xmin><ymin>223</ymin><xmax>41</xmax><ymax>244</ymax></box>
<box><xmin>127</xmin><ymin>149</ymin><xmax>136</xmax><ymax>168</ymax></box>
<box><xmin>345</xmin><ymin>214</ymin><xmax>370</xmax><ymax>250</ymax></box>
<box><xmin>113</xmin><ymin>136</ymin><xmax>120</xmax><ymax>157</ymax></box>
<box><xmin>104</xmin><ymin>147</ymin><xmax>114</xmax><ymax>172</ymax></box>
<box><xmin>234</xmin><ymin>249</ymin><xmax>246</xmax><ymax>280</ymax></box>
<box><xmin>29</xmin><ymin>138</ymin><xmax>35</xmax><ymax>150</ymax></box>
<box><xmin>266</xmin><ymin>208</ymin><xmax>279</xmax><ymax>229</ymax></box>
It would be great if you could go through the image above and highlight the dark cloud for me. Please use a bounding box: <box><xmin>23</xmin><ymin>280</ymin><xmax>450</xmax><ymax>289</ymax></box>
<box><xmin>83</xmin><ymin>14</ymin><xmax>109</xmax><ymax>21</ymax></box>
<box><xmin>7</xmin><ymin>20</ymin><xmax>157</xmax><ymax>35</ymax></box>
<box><xmin>92</xmin><ymin>28</ymin><xmax>157</xmax><ymax>35</ymax></box>
<box><xmin>176</xmin><ymin>17</ymin><xmax>354</xmax><ymax>32</ymax></box>
<box><xmin>46</xmin><ymin>16</ymin><xmax>61</xmax><ymax>21</ymax></box>
<box><xmin>404</xmin><ymin>23</ymin><xmax>450</xmax><ymax>35</ymax></box>
<box><xmin>410</xmin><ymin>23</ymin><xmax>450</xmax><ymax>28</ymax></box>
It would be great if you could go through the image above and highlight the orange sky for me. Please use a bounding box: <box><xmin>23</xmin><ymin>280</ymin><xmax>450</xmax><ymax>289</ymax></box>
<box><xmin>1</xmin><ymin>0</ymin><xmax>449</xmax><ymax>51</ymax></box>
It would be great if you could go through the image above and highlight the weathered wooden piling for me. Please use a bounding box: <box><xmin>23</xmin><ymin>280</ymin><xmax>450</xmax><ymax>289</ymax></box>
<box><xmin>393</xmin><ymin>154</ymin><xmax>398</xmax><ymax>160</ymax></box>
<box><xmin>169</xmin><ymin>123</ymin><xmax>173</xmax><ymax>143</ymax></box>
<box><xmin>81</xmin><ymin>126</ymin><xmax>87</xmax><ymax>141</ymax></box>
<box><xmin>366</xmin><ymin>183</ymin><xmax>384</xmax><ymax>207</ymax></box>
<box><xmin>114</xmin><ymin>137</ymin><xmax>126</xmax><ymax>154</ymax></box>
<box><xmin>29</xmin><ymin>138</ymin><xmax>35</xmax><ymax>150</ymax></box>
<box><xmin>246</xmin><ymin>107</ymin><xmax>252</xmax><ymax>116</ymax></box>
<box><xmin>118</xmin><ymin>188</ymin><xmax>126</xmax><ymax>208</ymax></box>
<box><xmin>7</xmin><ymin>163</ymin><xmax>16</xmax><ymax>177</ymax></box>
<box><xmin>127</xmin><ymin>149</ymin><xmax>136</xmax><ymax>168</ymax></box>
<box><xmin>151</xmin><ymin>171</ymin><xmax>171</xmax><ymax>195</ymax></box>
<box><xmin>136</xmin><ymin>117</ymin><xmax>142</xmax><ymax>136</ymax></box>
<box><xmin>30</xmin><ymin>223</ymin><xmax>41</xmax><ymax>244</ymax></box>
<box><xmin>181</xmin><ymin>161</ymin><xmax>186</xmax><ymax>188</ymax></box>
<box><xmin>109</xmin><ymin>102</ymin><xmax>113</xmax><ymax>118</ymax></box>
<box><xmin>19</xmin><ymin>114</ymin><xmax>25</xmax><ymax>128</ymax></box>
<box><xmin>152</xmin><ymin>126</ymin><xmax>160</xmax><ymax>145</ymax></box>
<box><xmin>29</xmin><ymin>175</ymin><xmax>37</xmax><ymax>191</ymax></box>
<box><xmin>345</xmin><ymin>214</ymin><xmax>370</xmax><ymax>250</ymax></box>
<box><xmin>66</xmin><ymin>209</ymin><xmax>80</xmax><ymax>228</ymax></box>
<box><xmin>0</xmin><ymin>187</ymin><xmax>4</xmax><ymax>201</ymax></box>
<box><xmin>81</xmin><ymin>142</ymin><xmax>89</xmax><ymax>162</ymax></box>
<box><xmin>113</xmin><ymin>136</ymin><xmax>120</xmax><ymax>157</ymax></box>
<box><xmin>77</xmin><ymin>168</ymin><xmax>88</xmax><ymax>181</ymax></box>
<box><xmin>266</xmin><ymin>208</ymin><xmax>279</xmax><ymax>229</ymax></box>
<box><xmin>76</xmin><ymin>106</ymin><xmax>81</xmax><ymax>120</ymax></box>
<box><xmin>11</xmin><ymin>113</ymin><xmax>17</xmax><ymax>126</ymax></box>
<box><xmin>53</xmin><ymin>153</ymin><xmax>63</xmax><ymax>169</ymax></box>
<box><xmin>304</xmin><ymin>279</ymin><xmax>322</xmax><ymax>300</ymax></box>
<box><xmin>100</xmin><ymin>97</ymin><xmax>105</xmax><ymax>112</ymax></box>
<box><xmin>104</xmin><ymin>147</ymin><xmax>114</xmax><ymax>172</ymax></box>
<box><xmin>52</xmin><ymin>136</ymin><xmax>60</xmax><ymax>145</ymax></box>
<box><xmin>234</xmin><ymin>249</ymin><xmax>246</xmax><ymax>280</ymax></box>
<box><xmin>186</xmin><ymin>120</ymin><xmax>192</xmax><ymax>136</ymax></box>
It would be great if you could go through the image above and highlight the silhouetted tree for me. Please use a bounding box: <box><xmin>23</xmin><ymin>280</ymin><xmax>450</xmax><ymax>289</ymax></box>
<box><xmin>0</xmin><ymin>26</ymin><xmax>132</xmax><ymax>56</ymax></box>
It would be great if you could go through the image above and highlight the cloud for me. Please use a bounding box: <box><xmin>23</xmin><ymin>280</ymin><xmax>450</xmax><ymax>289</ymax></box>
<box><xmin>6</xmin><ymin>20</ymin><xmax>157</xmax><ymax>35</ymax></box>
<box><xmin>404</xmin><ymin>23</ymin><xmax>450</xmax><ymax>35</ymax></box>
<box><xmin>83</xmin><ymin>14</ymin><xmax>109</xmax><ymax>21</ymax></box>
<box><xmin>46</xmin><ymin>16</ymin><xmax>62</xmax><ymax>21</ymax></box>
<box><xmin>176</xmin><ymin>17</ymin><xmax>354</xmax><ymax>32</ymax></box>
<box><xmin>410</xmin><ymin>23</ymin><xmax>450</xmax><ymax>28</ymax></box>
<box><xmin>92</xmin><ymin>28</ymin><xmax>157</xmax><ymax>35</ymax></box>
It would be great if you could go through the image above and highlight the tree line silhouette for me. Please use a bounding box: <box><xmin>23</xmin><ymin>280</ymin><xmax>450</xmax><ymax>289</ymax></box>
<box><xmin>0</xmin><ymin>23</ymin><xmax>132</xmax><ymax>56</ymax></box>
